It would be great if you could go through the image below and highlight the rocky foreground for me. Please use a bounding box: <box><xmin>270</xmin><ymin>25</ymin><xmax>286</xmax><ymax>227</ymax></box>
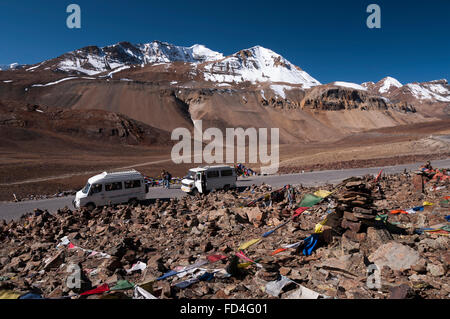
<box><xmin>0</xmin><ymin>168</ymin><xmax>449</xmax><ymax>299</ymax></box>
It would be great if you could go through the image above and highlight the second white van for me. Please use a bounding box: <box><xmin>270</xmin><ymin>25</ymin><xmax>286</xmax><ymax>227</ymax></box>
<box><xmin>181</xmin><ymin>165</ymin><xmax>237</xmax><ymax>194</ymax></box>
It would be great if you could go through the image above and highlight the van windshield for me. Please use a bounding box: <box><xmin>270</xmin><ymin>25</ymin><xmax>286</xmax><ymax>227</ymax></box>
<box><xmin>81</xmin><ymin>183</ymin><xmax>91</xmax><ymax>194</ymax></box>
<box><xmin>184</xmin><ymin>171</ymin><xmax>196</xmax><ymax>180</ymax></box>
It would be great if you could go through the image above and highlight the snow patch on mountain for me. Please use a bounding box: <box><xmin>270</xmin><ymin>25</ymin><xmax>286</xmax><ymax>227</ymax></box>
<box><xmin>190</xmin><ymin>44</ymin><xmax>224</xmax><ymax>62</ymax></box>
<box><xmin>58</xmin><ymin>53</ymin><xmax>115</xmax><ymax>75</ymax></box>
<box><xmin>270</xmin><ymin>85</ymin><xmax>291</xmax><ymax>99</ymax></box>
<box><xmin>106</xmin><ymin>65</ymin><xmax>130</xmax><ymax>78</ymax></box>
<box><xmin>406</xmin><ymin>81</ymin><xmax>450</xmax><ymax>102</ymax></box>
<box><xmin>260</xmin><ymin>90</ymin><xmax>266</xmax><ymax>100</ymax></box>
<box><xmin>424</xmin><ymin>82</ymin><xmax>449</xmax><ymax>95</ymax></box>
<box><xmin>361</xmin><ymin>81</ymin><xmax>375</xmax><ymax>88</ymax></box>
<box><xmin>332</xmin><ymin>81</ymin><xmax>367</xmax><ymax>91</ymax></box>
<box><xmin>32</xmin><ymin>77</ymin><xmax>79</xmax><ymax>87</ymax></box>
<box><xmin>26</xmin><ymin>62</ymin><xmax>46</xmax><ymax>72</ymax></box>
<box><xmin>31</xmin><ymin>77</ymin><xmax>96</xmax><ymax>87</ymax></box>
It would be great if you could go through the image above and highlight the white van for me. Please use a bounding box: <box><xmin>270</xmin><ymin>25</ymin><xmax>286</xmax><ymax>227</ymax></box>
<box><xmin>73</xmin><ymin>169</ymin><xmax>149</xmax><ymax>210</ymax></box>
<box><xmin>181</xmin><ymin>165</ymin><xmax>237</xmax><ymax>194</ymax></box>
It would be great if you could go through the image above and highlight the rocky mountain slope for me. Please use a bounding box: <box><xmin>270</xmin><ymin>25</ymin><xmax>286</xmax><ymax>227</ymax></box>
<box><xmin>0</xmin><ymin>99</ymin><xmax>172</xmax><ymax>146</ymax></box>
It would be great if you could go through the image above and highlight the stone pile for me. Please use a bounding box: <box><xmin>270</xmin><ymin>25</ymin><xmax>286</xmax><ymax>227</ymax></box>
<box><xmin>256</xmin><ymin>256</ymin><xmax>280</xmax><ymax>282</ymax></box>
<box><xmin>335</xmin><ymin>178</ymin><xmax>380</xmax><ymax>241</ymax></box>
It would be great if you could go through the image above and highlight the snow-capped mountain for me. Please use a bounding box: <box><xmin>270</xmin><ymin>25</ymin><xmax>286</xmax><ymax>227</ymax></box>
<box><xmin>201</xmin><ymin>46</ymin><xmax>321</xmax><ymax>87</ymax></box>
<box><xmin>35</xmin><ymin>41</ymin><xmax>224</xmax><ymax>76</ymax></box>
<box><xmin>19</xmin><ymin>41</ymin><xmax>321</xmax><ymax>88</ymax></box>
<box><xmin>363</xmin><ymin>77</ymin><xmax>450</xmax><ymax>104</ymax></box>
<box><xmin>402</xmin><ymin>79</ymin><xmax>450</xmax><ymax>103</ymax></box>
<box><xmin>362</xmin><ymin>77</ymin><xmax>402</xmax><ymax>95</ymax></box>
<box><xmin>377</xmin><ymin>76</ymin><xmax>403</xmax><ymax>94</ymax></box>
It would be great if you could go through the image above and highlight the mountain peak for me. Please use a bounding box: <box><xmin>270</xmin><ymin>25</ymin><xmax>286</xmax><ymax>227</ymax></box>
<box><xmin>189</xmin><ymin>44</ymin><xmax>224</xmax><ymax>61</ymax></box>
<box><xmin>202</xmin><ymin>45</ymin><xmax>320</xmax><ymax>87</ymax></box>
<box><xmin>377</xmin><ymin>76</ymin><xmax>402</xmax><ymax>93</ymax></box>
<box><xmin>236</xmin><ymin>46</ymin><xmax>282</xmax><ymax>60</ymax></box>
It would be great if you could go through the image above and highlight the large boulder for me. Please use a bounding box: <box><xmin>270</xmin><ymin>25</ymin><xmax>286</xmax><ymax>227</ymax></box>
<box><xmin>369</xmin><ymin>242</ymin><xmax>420</xmax><ymax>271</ymax></box>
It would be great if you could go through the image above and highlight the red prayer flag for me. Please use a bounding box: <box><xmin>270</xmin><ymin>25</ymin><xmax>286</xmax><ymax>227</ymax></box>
<box><xmin>80</xmin><ymin>283</ymin><xmax>110</xmax><ymax>296</ymax></box>
<box><xmin>375</xmin><ymin>169</ymin><xmax>383</xmax><ymax>182</ymax></box>
<box><xmin>207</xmin><ymin>254</ymin><xmax>227</xmax><ymax>263</ymax></box>
<box><xmin>293</xmin><ymin>207</ymin><xmax>308</xmax><ymax>217</ymax></box>
<box><xmin>390</xmin><ymin>210</ymin><xmax>408</xmax><ymax>215</ymax></box>
<box><xmin>271</xmin><ymin>248</ymin><xmax>287</xmax><ymax>256</ymax></box>
<box><xmin>236</xmin><ymin>251</ymin><xmax>255</xmax><ymax>263</ymax></box>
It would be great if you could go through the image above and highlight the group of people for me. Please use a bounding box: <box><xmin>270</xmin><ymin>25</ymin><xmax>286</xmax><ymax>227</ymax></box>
<box><xmin>235</xmin><ymin>164</ymin><xmax>256</xmax><ymax>177</ymax></box>
<box><xmin>160</xmin><ymin>170</ymin><xmax>172</xmax><ymax>189</ymax></box>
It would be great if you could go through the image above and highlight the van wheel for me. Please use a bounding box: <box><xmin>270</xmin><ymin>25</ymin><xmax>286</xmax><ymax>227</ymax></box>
<box><xmin>191</xmin><ymin>188</ymin><xmax>198</xmax><ymax>196</ymax></box>
<box><xmin>86</xmin><ymin>203</ymin><xmax>96</xmax><ymax>212</ymax></box>
<box><xmin>128</xmin><ymin>198</ymin><xmax>138</xmax><ymax>207</ymax></box>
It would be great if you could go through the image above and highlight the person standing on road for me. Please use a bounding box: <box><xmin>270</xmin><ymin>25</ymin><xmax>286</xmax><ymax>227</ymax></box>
<box><xmin>160</xmin><ymin>170</ymin><xmax>166</xmax><ymax>188</ymax></box>
<box><xmin>166</xmin><ymin>171</ymin><xmax>172</xmax><ymax>189</ymax></box>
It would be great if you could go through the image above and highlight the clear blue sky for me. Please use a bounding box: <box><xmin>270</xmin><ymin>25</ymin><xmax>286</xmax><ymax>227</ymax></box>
<box><xmin>1</xmin><ymin>0</ymin><xmax>449</xmax><ymax>84</ymax></box>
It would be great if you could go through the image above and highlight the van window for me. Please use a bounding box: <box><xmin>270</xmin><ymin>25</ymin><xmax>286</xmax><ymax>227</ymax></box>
<box><xmin>105</xmin><ymin>182</ymin><xmax>122</xmax><ymax>191</ymax></box>
<box><xmin>125</xmin><ymin>180</ymin><xmax>141</xmax><ymax>189</ymax></box>
<box><xmin>221</xmin><ymin>169</ymin><xmax>233</xmax><ymax>177</ymax></box>
<box><xmin>207</xmin><ymin>171</ymin><xmax>219</xmax><ymax>178</ymax></box>
<box><xmin>90</xmin><ymin>184</ymin><xmax>102</xmax><ymax>194</ymax></box>
<box><xmin>82</xmin><ymin>183</ymin><xmax>91</xmax><ymax>194</ymax></box>
<box><xmin>185</xmin><ymin>171</ymin><xmax>196</xmax><ymax>180</ymax></box>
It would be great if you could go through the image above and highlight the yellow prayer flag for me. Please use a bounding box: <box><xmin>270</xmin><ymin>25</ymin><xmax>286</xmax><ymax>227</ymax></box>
<box><xmin>314</xmin><ymin>190</ymin><xmax>332</xmax><ymax>198</ymax></box>
<box><xmin>238</xmin><ymin>238</ymin><xmax>261</xmax><ymax>250</ymax></box>
<box><xmin>314</xmin><ymin>224</ymin><xmax>324</xmax><ymax>234</ymax></box>
<box><xmin>0</xmin><ymin>290</ymin><xmax>21</xmax><ymax>299</ymax></box>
